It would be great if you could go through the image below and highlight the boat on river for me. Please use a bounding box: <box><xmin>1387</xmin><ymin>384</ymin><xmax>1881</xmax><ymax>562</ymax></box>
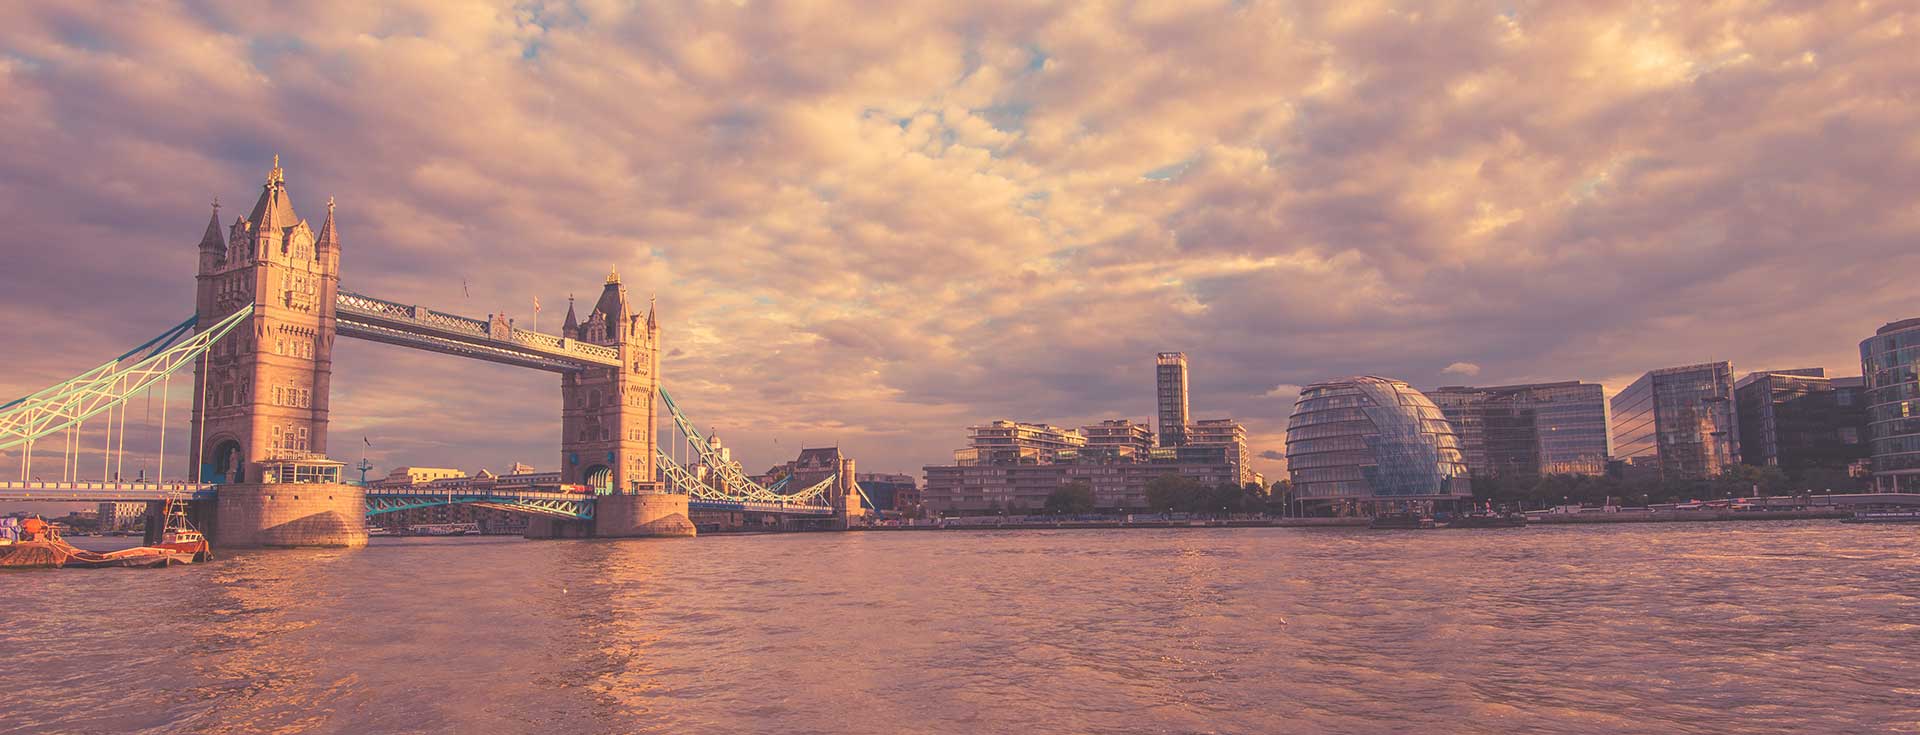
<box><xmin>1840</xmin><ymin>511</ymin><xmax>1920</xmax><ymax>524</ymax></box>
<box><xmin>1368</xmin><ymin>512</ymin><xmax>1437</xmax><ymax>530</ymax></box>
<box><xmin>1442</xmin><ymin>512</ymin><xmax>1529</xmax><ymax>529</ymax></box>
<box><xmin>0</xmin><ymin>504</ymin><xmax>209</xmax><ymax>569</ymax></box>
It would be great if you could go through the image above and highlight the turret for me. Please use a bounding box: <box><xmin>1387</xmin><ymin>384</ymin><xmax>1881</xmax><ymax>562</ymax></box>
<box><xmin>314</xmin><ymin>196</ymin><xmax>339</xmax><ymax>268</ymax></box>
<box><xmin>197</xmin><ymin>199</ymin><xmax>225</xmax><ymax>272</ymax></box>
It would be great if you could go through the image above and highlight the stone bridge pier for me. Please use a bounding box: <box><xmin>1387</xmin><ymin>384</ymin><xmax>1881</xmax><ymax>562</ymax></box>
<box><xmin>205</xmin><ymin>484</ymin><xmax>368</xmax><ymax>548</ymax></box>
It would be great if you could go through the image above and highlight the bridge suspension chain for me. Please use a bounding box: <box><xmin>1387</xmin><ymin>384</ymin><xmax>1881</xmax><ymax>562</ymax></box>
<box><xmin>653</xmin><ymin>447</ymin><xmax>836</xmax><ymax>505</ymax></box>
<box><xmin>0</xmin><ymin>306</ymin><xmax>254</xmax><ymax>453</ymax></box>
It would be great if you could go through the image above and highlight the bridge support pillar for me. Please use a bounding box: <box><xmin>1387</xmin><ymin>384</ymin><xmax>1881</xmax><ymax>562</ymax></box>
<box><xmin>208</xmin><ymin>483</ymin><xmax>367</xmax><ymax>548</ymax></box>
<box><xmin>594</xmin><ymin>492</ymin><xmax>696</xmax><ymax>538</ymax></box>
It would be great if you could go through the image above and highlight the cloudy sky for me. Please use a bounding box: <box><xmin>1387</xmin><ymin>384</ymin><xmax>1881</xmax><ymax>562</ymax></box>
<box><xmin>2</xmin><ymin>0</ymin><xmax>1916</xmax><ymax>486</ymax></box>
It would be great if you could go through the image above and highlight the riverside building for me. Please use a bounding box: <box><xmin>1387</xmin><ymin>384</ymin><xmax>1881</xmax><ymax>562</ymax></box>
<box><xmin>1733</xmin><ymin>369</ymin><xmax>1870</xmax><ymax>476</ymax></box>
<box><xmin>1862</xmin><ymin>318</ymin><xmax>1920</xmax><ymax>492</ymax></box>
<box><xmin>923</xmin><ymin>419</ymin><xmax>1245</xmax><ymax>514</ymax></box>
<box><xmin>1610</xmin><ymin>362</ymin><xmax>1740</xmax><ymax>482</ymax></box>
<box><xmin>1428</xmin><ymin>381</ymin><xmax>1612</xmax><ymax>481</ymax></box>
<box><xmin>1157</xmin><ymin>352</ymin><xmax>1191</xmax><ymax>447</ymax></box>
<box><xmin>1284</xmin><ymin>376</ymin><xmax>1471</xmax><ymax>515</ymax></box>
<box><xmin>922</xmin><ymin>353</ymin><xmax>1262</xmax><ymax>514</ymax></box>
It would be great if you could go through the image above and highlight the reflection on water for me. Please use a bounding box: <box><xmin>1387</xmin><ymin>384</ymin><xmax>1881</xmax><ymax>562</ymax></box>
<box><xmin>2</xmin><ymin>522</ymin><xmax>1917</xmax><ymax>734</ymax></box>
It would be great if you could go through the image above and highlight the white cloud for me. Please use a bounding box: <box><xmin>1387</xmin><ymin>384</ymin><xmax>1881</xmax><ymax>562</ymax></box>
<box><xmin>0</xmin><ymin>0</ymin><xmax>1915</xmax><ymax>487</ymax></box>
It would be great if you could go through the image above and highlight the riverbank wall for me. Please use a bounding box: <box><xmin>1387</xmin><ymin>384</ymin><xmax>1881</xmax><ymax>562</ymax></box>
<box><xmin>859</xmin><ymin>509</ymin><xmax>1851</xmax><ymax>532</ymax></box>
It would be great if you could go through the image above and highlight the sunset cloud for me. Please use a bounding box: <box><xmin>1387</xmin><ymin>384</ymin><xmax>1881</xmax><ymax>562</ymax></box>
<box><xmin>2</xmin><ymin>1</ymin><xmax>1916</xmax><ymax>482</ymax></box>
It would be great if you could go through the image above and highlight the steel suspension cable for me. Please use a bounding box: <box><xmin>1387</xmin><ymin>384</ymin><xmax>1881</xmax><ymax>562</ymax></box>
<box><xmin>157</xmin><ymin>373</ymin><xmax>169</xmax><ymax>483</ymax></box>
<box><xmin>102</xmin><ymin>402</ymin><xmax>113</xmax><ymax>482</ymax></box>
<box><xmin>114</xmin><ymin>396</ymin><xmax>127</xmax><ymax>481</ymax></box>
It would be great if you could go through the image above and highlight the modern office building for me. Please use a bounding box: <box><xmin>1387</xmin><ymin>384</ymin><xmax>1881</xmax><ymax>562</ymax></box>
<box><xmin>1156</xmin><ymin>352</ymin><xmax>1190</xmax><ymax>447</ymax></box>
<box><xmin>1429</xmin><ymin>381</ymin><xmax>1611</xmax><ymax>481</ymax></box>
<box><xmin>1733</xmin><ymin>369</ymin><xmax>1870</xmax><ymax>475</ymax></box>
<box><xmin>1285</xmin><ymin>376</ymin><xmax>1471</xmax><ymax>513</ymax></box>
<box><xmin>1610</xmin><ymin>362</ymin><xmax>1739</xmax><ymax>482</ymax></box>
<box><xmin>1862</xmin><ymin>318</ymin><xmax>1920</xmax><ymax>492</ymax></box>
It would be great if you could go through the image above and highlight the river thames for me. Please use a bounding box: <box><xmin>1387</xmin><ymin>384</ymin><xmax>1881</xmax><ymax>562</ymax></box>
<box><xmin>2</xmin><ymin>522</ymin><xmax>1916</xmax><ymax>734</ymax></box>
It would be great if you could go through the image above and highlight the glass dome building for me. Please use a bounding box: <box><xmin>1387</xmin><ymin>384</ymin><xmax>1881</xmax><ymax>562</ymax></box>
<box><xmin>1285</xmin><ymin>376</ymin><xmax>1471</xmax><ymax>513</ymax></box>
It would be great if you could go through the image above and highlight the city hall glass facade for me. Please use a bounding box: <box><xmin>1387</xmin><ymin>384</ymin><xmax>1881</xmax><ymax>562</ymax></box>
<box><xmin>1429</xmin><ymin>381</ymin><xmax>1611</xmax><ymax>480</ymax></box>
<box><xmin>1862</xmin><ymin>318</ymin><xmax>1920</xmax><ymax>492</ymax></box>
<box><xmin>1609</xmin><ymin>362</ymin><xmax>1739</xmax><ymax>482</ymax></box>
<box><xmin>1286</xmin><ymin>376</ymin><xmax>1470</xmax><ymax>509</ymax></box>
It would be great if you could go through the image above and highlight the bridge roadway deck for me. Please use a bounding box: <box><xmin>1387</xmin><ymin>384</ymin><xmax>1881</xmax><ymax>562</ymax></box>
<box><xmin>0</xmin><ymin>480</ymin><xmax>213</xmax><ymax>502</ymax></box>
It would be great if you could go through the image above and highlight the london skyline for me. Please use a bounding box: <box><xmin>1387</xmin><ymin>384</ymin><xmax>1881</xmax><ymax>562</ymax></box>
<box><xmin>3</xmin><ymin>3</ymin><xmax>1916</xmax><ymax>481</ymax></box>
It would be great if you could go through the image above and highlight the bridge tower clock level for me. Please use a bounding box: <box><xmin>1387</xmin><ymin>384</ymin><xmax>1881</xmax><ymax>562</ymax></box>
<box><xmin>559</xmin><ymin>269</ymin><xmax>660</xmax><ymax>494</ymax></box>
<box><xmin>189</xmin><ymin>157</ymin><xmax>339</xmax><ymax>485</ymax></box>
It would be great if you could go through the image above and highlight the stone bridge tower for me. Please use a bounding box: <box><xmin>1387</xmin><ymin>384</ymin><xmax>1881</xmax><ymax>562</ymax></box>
<box><xmin>558</xmin><ymin>269</ymin><xmax>659</xmax><ymax>493</ymax></box>
<box><xmin>189</xmin><ymin>157</ymin><xmax>339</xmax><ymax>484</ymax></box>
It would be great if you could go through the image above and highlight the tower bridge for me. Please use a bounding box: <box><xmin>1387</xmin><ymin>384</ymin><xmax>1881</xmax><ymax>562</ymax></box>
<box><xmin>0</xmin><ymin>159</ymin><xmax>867</xmax><ymax>547</ymax></box>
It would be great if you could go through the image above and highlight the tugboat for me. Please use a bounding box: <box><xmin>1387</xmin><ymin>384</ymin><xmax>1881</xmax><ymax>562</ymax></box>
<box><xmin>1369</xmin><ymin>511</ymin><xmax>1437</xmax><ymax>530</ymax></box>
<box><xmin>148</xmin><ymin>500</ymin><xmax>213</xmax><ymax>562</ymax></box>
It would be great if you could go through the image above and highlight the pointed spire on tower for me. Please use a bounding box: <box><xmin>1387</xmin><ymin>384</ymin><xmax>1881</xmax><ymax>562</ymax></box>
<box><xmin>593</xmin><ymin>267</ymin><xmax>629</xmax><ymax>329</ymax></box>
<box><xmin>198</xmin><ymin>196</ymin><xmax>225</xmax><ymax>251</ymax></box>
<box><xmin>248</xmin><ymin>156</ymin><xmax>298</xmax><ymax>236</ymax></box>
<box><xmin>562</xmin><ymin>293</ymin><xmax>580</xmax><ymax>335</ymax></box>
<box><xmin>647</xmin><ymin>292</ymin><xmax>657</xmax><ymax>330</ymax></box>
<box><xmin>606</xmin><ymin>265</ymin><xmax>621</xmax><ymax>285</ymax></box>
<box><xmin>315</xmin><ymin>196</ymin><xmax>338</xmax><ymax>253</ymax></box>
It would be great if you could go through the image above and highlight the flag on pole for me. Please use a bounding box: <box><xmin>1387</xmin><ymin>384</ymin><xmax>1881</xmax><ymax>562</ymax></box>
<box><xmin>363</xmin><ymin>436</ymin><xmax>372</xmax><ymax>448</ymax></box>
<box><xmin>533</xmin><ymin>296</ymin><xmax>541</xmax><ymax>314</ymax></box>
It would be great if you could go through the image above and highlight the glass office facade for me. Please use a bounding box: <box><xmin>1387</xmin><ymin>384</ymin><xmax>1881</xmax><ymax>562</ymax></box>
<box><xmin>1862</xmin><ymin>318</ymin><xmax>1920</xmax><ymax>492</ymax></box>
<box><xmin>1609</xmin><ymin>362</ymin><xmax>1739</xmax><ymax>482</ymax></box>
<box><xmin>1430</xmin><ymin>381</ymin><xmax>1611</xmax><ymax>480</ymax></box>
<box><xmin>1733</xmin><ymin>369</ymin><xmax>1870</xmax><ymax>474</ymax></box>
<box><xmin>1286</xmin><ymin>376</ymin><xmax>1470</xmax><ymax>511</ymax></box>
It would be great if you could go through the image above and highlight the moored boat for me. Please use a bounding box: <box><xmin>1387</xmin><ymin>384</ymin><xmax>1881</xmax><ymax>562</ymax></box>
<box><xmin>1369</xmin><ymin>512</ymin><xmax>1437</xmax><ymax>530</ymax></box>
<box><xmin>1443</xmin><ymin>512</ymin><xmax>1529</xmax><ymax>529</ymax></box>
<box><xmin>1840</xmin><ymin>511</ymin><xmax>1920</xmax><ymax>524</ymax></box>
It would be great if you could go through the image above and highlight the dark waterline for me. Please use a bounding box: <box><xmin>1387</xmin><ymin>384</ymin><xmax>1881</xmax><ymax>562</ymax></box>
<box><xmin>3</xmin><ymin>522</ymin><xmax>1916</xmax><ymax>734</ymax></box>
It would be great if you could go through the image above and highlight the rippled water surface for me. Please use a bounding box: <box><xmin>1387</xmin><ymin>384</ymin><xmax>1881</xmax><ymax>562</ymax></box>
<box><xmin>3</xmin><ymin>522</ymin><xmax>1918</xmax><ymax>734</ymax></box>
